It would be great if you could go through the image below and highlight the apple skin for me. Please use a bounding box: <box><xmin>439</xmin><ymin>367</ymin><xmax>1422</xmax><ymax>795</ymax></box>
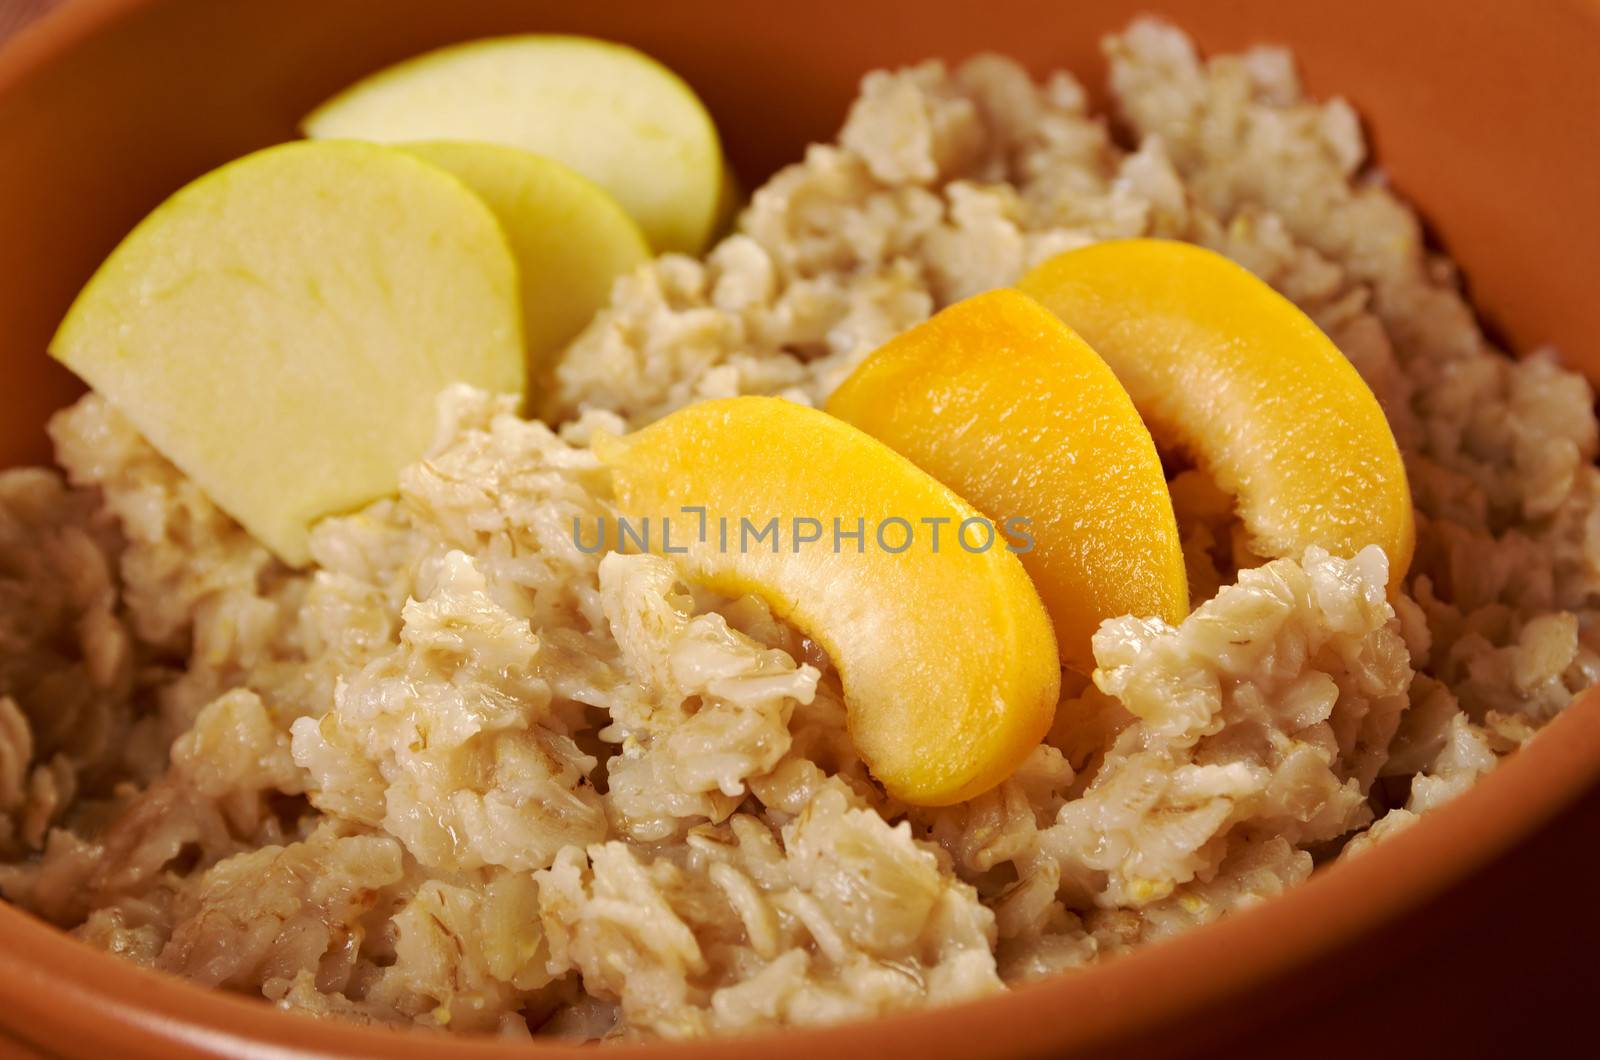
<box><xmin>403</xmin><ymin>141</ymin><xmax>649</xmax><ymax>389</ymax></box>
<box><xmin>305</xmin><ymin>35</ymin><xmax>725</xmax><ymax>255</ymax></box>
<box><xmin>49</xmin><ymin>140</ymin><xmax>524</xmax><ymax>567</ymax></box>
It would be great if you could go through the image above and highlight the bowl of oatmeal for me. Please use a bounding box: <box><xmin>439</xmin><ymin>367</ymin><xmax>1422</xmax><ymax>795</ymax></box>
<box><xmin>1</xmin><ymin>0</ymin><xmax>1599</xmax><ymax>1057</ymax></box>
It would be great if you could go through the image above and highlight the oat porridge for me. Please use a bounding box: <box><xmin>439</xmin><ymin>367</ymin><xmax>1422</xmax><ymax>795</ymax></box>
<box><xmin>1</xmin><ymin>16</ymin><xmax>1596</xmax><ymax>1043</ymax></box>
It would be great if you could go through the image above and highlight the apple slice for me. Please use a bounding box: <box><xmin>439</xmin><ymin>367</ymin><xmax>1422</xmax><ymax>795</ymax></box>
<box><xmin>49</xmin><ymin>140</ymin><xmax>523</xmax><ymax>567</ymax></box>
<box><xmin>304</xmin><ymin>35</ymin><xmax>725</xmax><ymax>255</ymax></box>
<box><xmin>403</xmin><ymin>141</ymin><xmax>649</xmax><ymax>382</ymax></box>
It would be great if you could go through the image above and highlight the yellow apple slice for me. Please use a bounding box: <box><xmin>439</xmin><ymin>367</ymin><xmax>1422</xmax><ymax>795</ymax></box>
<box><xmin>1019</xmin><ymin>239</ymin><xmax>1414</xmax><ymax>586</ymax></box>
<box><xmin>304</xmin><ymin>35</ymin><xmax>724</xmax><ymax>254</ymax></box>
<box><xmin>49</xmin><ymin>140</ymin><xmax>523</xmax><ymax>567</ymax></box>
<box><xmin>595</xmin><ymin>396</ymin><xmax>1060</xmax><ymax>806</ymax></box>
<box><xmin>402</xmin><ymin>141</ymin><xmax>649</xmax><ymax>383</ymax></box>
<box><xmin>828</xmin><ymin>289</ymin><xmax>1188</xmax><ymax>673</ymax></box>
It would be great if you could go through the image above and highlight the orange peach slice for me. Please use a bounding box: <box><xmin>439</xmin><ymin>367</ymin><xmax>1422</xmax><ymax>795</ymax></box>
<box><xmin>1019</xmin><ymin>239</ymin><xmax>1414</xmax><ymax>586</ymax></box>
<box><xmin>827</xmin><ymin>289</ymin><xmax>1188</xmax><ymax>674</ymax></box>
<box><xmin>595</xmin><ymin>396</ymin><xmax>1060</xmax><ymax>806</ymax></box>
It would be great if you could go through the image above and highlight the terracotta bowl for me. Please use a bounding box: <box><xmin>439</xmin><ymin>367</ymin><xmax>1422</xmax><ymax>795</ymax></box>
<box><xmin>2</xmin><ymin>1</ymin><xmax>1599</xmax><ymax>1057</ymax></box>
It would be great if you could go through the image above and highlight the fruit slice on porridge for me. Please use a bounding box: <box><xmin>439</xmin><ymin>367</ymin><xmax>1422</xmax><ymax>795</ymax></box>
<box><xmin>401</xmin><ymin>141</ymin><xmax>650</xmax><ymax>383</ymax></box>
<box><xmin>828</xmin><ymin>288</ymin><xmax>1189</xmax><ymax>674</ymax></box>
<box><xmin>48</xmin><ymin>140</ymin><xmax>524</xmax><ymax>566</ymax></box>
<box><xmin>303</xmin><ymin>35</ymin><xmax>730</xmax><ymax>254</ymax></box>
<box><xmin>1019</xmin><ymin>238</ymin><xmax>1415</xmax><ymax>586</ymax></box>
<box><xmin>595</xmin><ymin>396</ymin><xmax>1062</xmax><ymax>806</ymax></box>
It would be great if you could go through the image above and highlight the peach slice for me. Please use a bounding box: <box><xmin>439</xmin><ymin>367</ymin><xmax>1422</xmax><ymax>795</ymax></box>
<box><xmin>1019</xmin><ymin>239</ymin><xmax>1414</xmax><ymax>587</ymax></box>
<box><xmin>827</xmin><ymin>289</ymin><xmax>1188</xmax><ymax>674</ymax></box>
<box><xmin>595</xmin><ymin>396</ymin><xmax>1060</xmax><ymax>806</ymax></box>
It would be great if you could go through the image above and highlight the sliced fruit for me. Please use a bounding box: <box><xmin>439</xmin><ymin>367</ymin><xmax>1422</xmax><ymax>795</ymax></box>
<box><xmin>827</xmin><ymin>289</ymin><xmax>1188</xmax><ymax>673</ymax></box>
<box><xmin>49</xmin><ymin>140</ymin><xmax>523</xmax><ymax>567</ymax></box>
<box><xmin>304</xmin><ymin>35</ymin><xmax>724</xmax><ymax>254</ymax></box>
<box><xmin>595</xmin><ymin>396</ymin><xmax>1060</xmax><ymax>806</ymax></box>
<box><xmin>1018</xmin><ymin>238</ymin><xmax>1414</xmax><ymax>586</ymax></box>
<box><xmin>403</xmin><ymin>141</ymin><xmax>649</xmax><ymax>382</ymax></box>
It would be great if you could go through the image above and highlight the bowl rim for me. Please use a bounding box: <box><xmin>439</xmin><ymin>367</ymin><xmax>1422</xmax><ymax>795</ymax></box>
<box><xmin>3</xmin><ymin>1</ymin><xmax>1600</xmax><ymax>1057</ymax></box>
